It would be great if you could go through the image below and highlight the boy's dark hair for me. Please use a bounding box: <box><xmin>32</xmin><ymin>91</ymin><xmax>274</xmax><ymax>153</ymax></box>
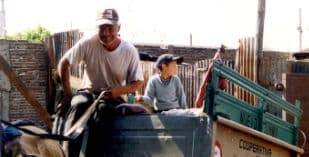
<box><xmin>155</xmin><ymin>54</ymin><xmax>183</xmax><ymax>71</ymax></box>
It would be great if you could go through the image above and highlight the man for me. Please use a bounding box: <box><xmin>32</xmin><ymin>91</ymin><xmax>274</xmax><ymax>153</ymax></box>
<box><xmin>57</xmin><ymin>8</ymin><xmax>144</xmax><ymax>157</ymax></box>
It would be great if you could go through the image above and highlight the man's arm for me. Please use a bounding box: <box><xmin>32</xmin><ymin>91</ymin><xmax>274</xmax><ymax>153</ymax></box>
<box><xmin>57</xmin><ymin>58</ymin><xmax>72</xmax><ymax>108</ymax></box>
<box><xmin>109</xmin><ymin>80</ymin><xmax>144</xmax><ymax>99</ymax></box>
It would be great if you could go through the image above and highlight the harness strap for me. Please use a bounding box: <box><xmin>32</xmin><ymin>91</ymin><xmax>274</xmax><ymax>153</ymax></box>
<box><xmin>0</xmin><ymin>119</ymin><xmax>73</xmax><ymax>141</ymax></box>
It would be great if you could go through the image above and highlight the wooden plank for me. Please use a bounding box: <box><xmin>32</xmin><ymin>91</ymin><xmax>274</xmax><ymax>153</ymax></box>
<box><xmin>251</xmin><ymin>38</ymin><xmax>257</xmax><ymax>105</ymax></box>
<box><xmin>244</xmin><ymin>38</ymin><xmax>249</xmax><ymax>102</ymax></box>
<box><xmin>247</xmin><ymin>38</ymin><xmax>252</xmax><ymax>104</ymax></box>
<box><xmin>0</xmin><ymin>55</ymin><xmax>52</xmax><ymax>129</ymax></box>
<box><xmin>240</xmin><ymin>39</ymin><xmax>246</xmax><ymax>101</ymax></box>
<box><xmin>214</xmin><ymin>118</ymin><xmax>303</xmax><ymax>157</ymax></box>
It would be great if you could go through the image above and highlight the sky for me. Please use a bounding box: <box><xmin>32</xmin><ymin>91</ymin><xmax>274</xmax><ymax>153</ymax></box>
<box><xmin>2</xmin><ymin>0</ymin><xmax>309</xmax><ymax>52</ymax></box>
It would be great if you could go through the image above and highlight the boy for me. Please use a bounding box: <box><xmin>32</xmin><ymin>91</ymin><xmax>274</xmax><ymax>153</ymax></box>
<box><xmin>135</xmin><ymin>54</ymin><xmax>187</xmax><ymax>112</ymax></box>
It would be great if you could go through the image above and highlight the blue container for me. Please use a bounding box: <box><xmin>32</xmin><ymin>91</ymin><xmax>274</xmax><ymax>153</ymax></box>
<box><xmin>128</xmin><ymin>94</ymin><xmax>135</xmax><ymax>104</ymax></box>
<box><xmin>82</xmin><ymin>115</ymin><xmax>212</xmax><ymax>157</ymax></box>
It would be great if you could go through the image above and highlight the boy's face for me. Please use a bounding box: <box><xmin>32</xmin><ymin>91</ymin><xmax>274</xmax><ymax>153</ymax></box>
<box><xmin>162</xmin><ymin>61</ymin><xmax>177</xmax><ymax>76</ymax></box>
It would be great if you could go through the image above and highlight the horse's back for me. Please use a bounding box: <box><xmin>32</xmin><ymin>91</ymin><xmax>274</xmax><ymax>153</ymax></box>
<box><xmin>19</xmin><ymin>125</ymin><xmax>64</xmax><ymax>157</ymax></box>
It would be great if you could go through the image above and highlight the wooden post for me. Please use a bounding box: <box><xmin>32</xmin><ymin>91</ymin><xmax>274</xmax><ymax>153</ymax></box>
<box><xmin>255</xmin><ymin>0</ymin><xmax>266</xmax><ymax>84</ymax></box>
<box><xmin>46</xmin><ymin>36</ymin><xmax>56</xmax><ymax>114</ymax></box>
<box><xmin>0</xmin><ymin>55</ymin><xmax>52</xmax><ymax>129</ymax></box>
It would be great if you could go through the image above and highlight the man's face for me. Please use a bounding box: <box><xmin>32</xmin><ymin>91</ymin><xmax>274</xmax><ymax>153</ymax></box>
<box><xmin>97</xmin><ymin>24</ymin><xmax>120</xmax><ymax>46</ymax></box>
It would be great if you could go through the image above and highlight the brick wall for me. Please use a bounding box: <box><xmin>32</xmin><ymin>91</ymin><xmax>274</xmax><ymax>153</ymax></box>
<box><xmin>283</xmin><ymin>73</ymin><xmax>309</xmax><ymax>156</ymax></box>
<box><xmin>0</xmin><ymin>40</ymin><xmax>48</xmax><ymax>122</ymax></box>
<box><xmin>135</xmin><ymin>44</ymin><xmax>236</xmax><ymax>63</ymax></box>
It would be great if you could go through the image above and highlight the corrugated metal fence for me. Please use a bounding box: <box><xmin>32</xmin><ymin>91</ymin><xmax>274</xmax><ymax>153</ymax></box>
<box><xmin>46</xmin><ymin>30</ymin><xmax>235</xmax><ymax>107</ymax></box>
<box><xmin>46</xmin><ymin>30</ymin><xmax>83</xmax><ymax>109</ymax></box>
<box><xmin>47</xmin><ymin>31</ymin><xmax>292</xmax><ymax>108</ymax></box>
<box><xmin>50</xmin><ymin>30</ymin><xmax>83</xmax><ymax>77</ymax></box>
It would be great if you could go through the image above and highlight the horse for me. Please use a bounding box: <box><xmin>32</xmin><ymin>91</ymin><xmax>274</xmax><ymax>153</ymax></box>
<box><xmin>18</xmin><ymin>125</ymin><xmax>64</xmax><ymax>157</ymax></box>
<box><xmin>2</xmin><ymin>121</ymin><xmax>64</xmax><ymax>157</ymax></box>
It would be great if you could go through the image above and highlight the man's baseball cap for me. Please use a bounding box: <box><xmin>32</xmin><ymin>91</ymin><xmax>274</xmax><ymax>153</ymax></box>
<box><xmin>96</xmin><ymin>8</ymin><xmax>119</xmax><ymax>26</ymax></box>
<box><xmin>156</xmin><ymin>54</ymin><xmax>184</xmax><ymax>70</ymax></box>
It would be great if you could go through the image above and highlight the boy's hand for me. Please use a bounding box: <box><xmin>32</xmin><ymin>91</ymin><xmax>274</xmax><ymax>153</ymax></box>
<box><xmin>134</xmin><ymin>95</ymin><xmax>142</xmax><ymax>102</ymax></box>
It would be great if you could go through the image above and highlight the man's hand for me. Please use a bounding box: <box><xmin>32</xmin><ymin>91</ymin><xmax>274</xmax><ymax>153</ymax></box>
<box><xmin>56</xmin><ymin>93</ymin><xmax>72</xmax><ymax>115</ymax></box>
<box><xmin>101</xmin><ymin>87</ymin><xmax>113</xmax><ymax>99</ymax></box>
